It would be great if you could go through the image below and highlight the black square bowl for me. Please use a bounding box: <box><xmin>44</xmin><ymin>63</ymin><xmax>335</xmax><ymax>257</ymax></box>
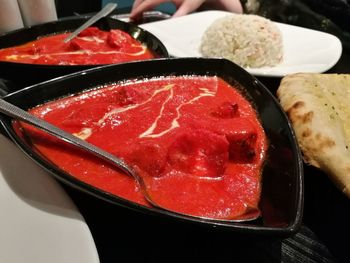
<box><xmin>0</xmin><ymin>15</ymin><xmax>168</xmax><ymax>90</ymax></box>
<box><xmin>0</xmin><ymin>58</ymin><xmax>303</xmax><ymax>237</ymax></box>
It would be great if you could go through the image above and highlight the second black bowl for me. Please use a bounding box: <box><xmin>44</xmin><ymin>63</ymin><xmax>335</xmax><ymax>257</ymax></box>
<box><xmin>0</xmin><ymin>16</ymin><xmax>169</xmax><ymax>90</ymax></box>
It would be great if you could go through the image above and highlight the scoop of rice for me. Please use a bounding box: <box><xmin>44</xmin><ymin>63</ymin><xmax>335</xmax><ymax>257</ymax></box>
<box><xmin>200</xmin><ymin>14</ymin><xmax>283</xmax><ymax>68</ymax></box>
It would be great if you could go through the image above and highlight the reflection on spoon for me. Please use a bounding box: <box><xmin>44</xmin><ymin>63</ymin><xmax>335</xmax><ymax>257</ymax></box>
<box><xmin>63</xmin><ymin>3</ymin><xmax>117</xmax><ymax>43</ymax></box>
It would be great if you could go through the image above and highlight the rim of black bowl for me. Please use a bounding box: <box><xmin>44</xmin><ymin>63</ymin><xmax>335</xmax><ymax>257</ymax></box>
<box><xmin>0</xmin><ymin>57</ymin><xmax>304</xmax><ymax>237</ymax></box>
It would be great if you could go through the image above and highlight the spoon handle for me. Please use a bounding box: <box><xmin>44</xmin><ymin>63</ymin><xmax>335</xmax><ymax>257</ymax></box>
<box><xmin>63</xmin><ymin>3</ymin><xmax>118</xmax><ymax>43</ymax></box>
<box><xmin>0</xmin><ymin>98</ymin><xmax>131</xmax><ymax>176</ymax></box>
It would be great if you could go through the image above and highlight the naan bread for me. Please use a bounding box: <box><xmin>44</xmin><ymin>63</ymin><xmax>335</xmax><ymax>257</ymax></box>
<box><xmin>277</xmin><ymin>73</ymin><xmax>350</xmax><ymax>198</ymax></box>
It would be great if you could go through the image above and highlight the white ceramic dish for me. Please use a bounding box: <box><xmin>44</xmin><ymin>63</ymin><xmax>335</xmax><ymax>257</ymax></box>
<box><xmin>0</xmin><ymin>134</ymin><xmax>100</xmax><ymax>263</ymax></box>
<box><xmin>140</xmin><ymin>10</ymin><xmax>343</xmax><ymax>77</ymax></box>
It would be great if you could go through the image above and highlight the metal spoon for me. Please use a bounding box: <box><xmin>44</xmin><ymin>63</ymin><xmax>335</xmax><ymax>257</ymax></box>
<box><xmin>0</xmin><ymin>98</ymin><xmax>152</xmax><ymax>203</ymax></box>
<box><xmin>63</xmin><ymin>3</ymin><xmax>117</xmax><ymax>43</ymax></box>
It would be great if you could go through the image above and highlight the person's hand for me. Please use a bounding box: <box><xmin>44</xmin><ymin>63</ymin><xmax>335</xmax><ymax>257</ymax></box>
<box><xmin>130</xmin><ymin>0</ymin><xmax>243</xmax><ymax>20</ymax></box>
<box><xmin>131</xmin><ymin>0</ymin><xmax>205</xmax><ymax>19</ymax></box>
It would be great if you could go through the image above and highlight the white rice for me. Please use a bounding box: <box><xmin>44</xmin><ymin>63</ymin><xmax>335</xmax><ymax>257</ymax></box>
<box><xmin>200</xmin><ymin>14</ymin><xmax>283</xmax><ymax>68</ymax></box>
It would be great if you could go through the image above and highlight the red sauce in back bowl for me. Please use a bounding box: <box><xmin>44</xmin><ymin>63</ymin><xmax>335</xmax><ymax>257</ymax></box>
<box><xmin>0</xmin><ymin>27</ymin><xmax>155</xmax><ymax>65</ymax></box>
<box><xmin>21</xmin><ymin>75</ymin><xmax>267</xmax><ymax>220</ymax></box>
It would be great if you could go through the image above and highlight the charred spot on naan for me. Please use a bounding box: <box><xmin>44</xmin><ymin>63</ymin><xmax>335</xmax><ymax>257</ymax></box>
<box><xmin>285</xmin><ymin>100</ymin><xmax>337</xmax><ymax>167</ymax></box>
<box><xmin>286</xmin><ymin>101</ymin><xmax>314</xmax><ymax>124</ymax></box>
<box><xmin>301</xmin><ymin>128</ymin><xmax>312</xmax><ymax>138</ymax></box>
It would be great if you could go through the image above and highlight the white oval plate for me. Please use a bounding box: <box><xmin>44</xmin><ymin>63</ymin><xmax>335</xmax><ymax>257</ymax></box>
<box><xmin>140</xmin><ymin>10</ymin><xmax>342</xmax><ymax>77</ymax></box>
<box><xmin>0</xmin><ymin>134</ymin><xmax>100</xmax><ymax>263</ymax></box>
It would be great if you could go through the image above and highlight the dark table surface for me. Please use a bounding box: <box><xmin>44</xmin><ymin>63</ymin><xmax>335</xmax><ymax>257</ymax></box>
<box><xmin>1</xmin><ymin>13</ymin><xmax>349</xmax><ymax>263</ymax></box>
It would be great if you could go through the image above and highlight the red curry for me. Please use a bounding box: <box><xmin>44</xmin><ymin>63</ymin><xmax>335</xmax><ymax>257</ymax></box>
<box><xmin>0</xmin><ymin>27</ymin><xmax>155</xmax><ymax>65</ymax></box>
<box><xmin>20</xmin><ymin>76</ymin><xmax>267</xmax><ymax>220</ymax></box>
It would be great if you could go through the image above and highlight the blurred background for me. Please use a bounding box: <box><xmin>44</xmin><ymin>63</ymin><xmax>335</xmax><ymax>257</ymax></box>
<box><xmin>1</xmin><ymin>0</ymin><xmax>344</xmax><ymax>51</ymax></box>
<box><xmin>55</xmin><ymin>0</ymin><xmax>350</xmax><ymax>51</ymax></box>
<box><xmin>55</xmin><ymin>0</ymin><xmax>176</xmax><ymax>17</ymax></box>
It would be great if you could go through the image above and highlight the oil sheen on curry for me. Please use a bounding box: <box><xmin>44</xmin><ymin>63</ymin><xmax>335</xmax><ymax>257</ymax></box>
<box><xmin>20</xmin><ymin>76</ymin><xmax>267</xmax><ymax>220</ymax></box>
<box><xmin>0</xmin><ymin>27</ymin><xmax>154</xmax><ymax>65</ymax></box>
